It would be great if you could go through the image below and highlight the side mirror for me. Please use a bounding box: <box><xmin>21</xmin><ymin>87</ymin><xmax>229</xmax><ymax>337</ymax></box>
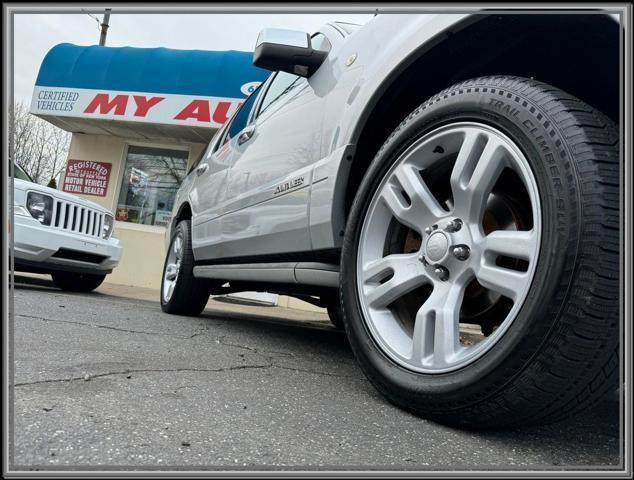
<box><xmin>253</xmin><ymin>28</ymin><xmax>327</xmax><ymax>78</ymax></box>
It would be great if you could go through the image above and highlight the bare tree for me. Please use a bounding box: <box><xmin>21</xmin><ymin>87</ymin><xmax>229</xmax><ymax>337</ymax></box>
<box><xmin>11</xmin><ymin>101</ymin><xmax>71</xmax><ymax>185</ymax></box>
<box><xmin>47</xmin><ymin>125</ymin><xmax>72</xmax><ymax>182</ymax></box>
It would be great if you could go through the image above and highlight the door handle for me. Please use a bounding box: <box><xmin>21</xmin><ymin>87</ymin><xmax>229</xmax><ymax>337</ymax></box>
<box><xmin>196</xmin><ymin>164</ymin><xmax>209</xmax><ymax>176</ymax></box>
<box><xmin>237</xmin><ymin>124</ymin><xmax>256</xmax><ymax>145</ymax></box>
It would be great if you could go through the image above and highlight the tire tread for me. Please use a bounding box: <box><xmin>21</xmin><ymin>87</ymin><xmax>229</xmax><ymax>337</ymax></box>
<box><xmin>343</xmin><ymin>75</ymin><xmax>620</xmax><ymax>428</ymax></box>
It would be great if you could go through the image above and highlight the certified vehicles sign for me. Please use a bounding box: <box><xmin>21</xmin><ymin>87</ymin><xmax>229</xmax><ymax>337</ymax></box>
<box><xmin>31</xmin><ymin>86</ymin><xmax>252</xmax><ymax>129</ymax></box>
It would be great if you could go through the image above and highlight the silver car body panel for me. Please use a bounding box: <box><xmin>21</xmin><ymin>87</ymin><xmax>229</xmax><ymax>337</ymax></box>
<box><xmin>168</xmin><ymin>14</ymin><xmax>475</xmax><ymax>262</ymax></box>
<box><xmin>327</xmin><ymin>14</ymin><xmax>471</xmax><ymax>151</ymax></box>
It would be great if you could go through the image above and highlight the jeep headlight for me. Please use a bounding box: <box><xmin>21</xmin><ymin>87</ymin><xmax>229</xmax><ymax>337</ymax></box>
<box><xmin>102</xmin><ymin>214</ymin><xmax>114</xmax><ymax>239</ymax></box>
<box><xmin>26</xmin><ymin>192</ymin><xmax>53</xmax><ymax>225</ymax></box>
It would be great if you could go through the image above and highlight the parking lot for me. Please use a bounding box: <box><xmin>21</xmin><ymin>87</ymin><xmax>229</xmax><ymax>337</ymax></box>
<box><xmin>12</xmin><ymin>276</ymin><xmax>621</xmax><ymax>470</ymax></box>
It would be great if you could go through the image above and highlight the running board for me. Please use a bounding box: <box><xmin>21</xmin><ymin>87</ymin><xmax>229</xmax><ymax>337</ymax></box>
<box><xmin>193</xmin><ymin>262</ymin><xmax>339</xmax><ymax>288</ymax></box>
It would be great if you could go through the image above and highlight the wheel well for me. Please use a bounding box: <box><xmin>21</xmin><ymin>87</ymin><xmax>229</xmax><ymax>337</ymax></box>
<box><xmin>344</xmin><ymin>14</ymin><xmax>619</xmax><ymax>218</ymax></box>
<box><xmin>171</xmin><ymin>202</ymin><xmax>192</xmax><ymax>231</ymax></box>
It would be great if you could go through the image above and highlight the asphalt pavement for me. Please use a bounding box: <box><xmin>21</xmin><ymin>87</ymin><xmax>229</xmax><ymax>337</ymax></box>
<box><xmin>10</xmin><ymin>276</ymin><xmax>622</xmax><ymax>470</ymax></box>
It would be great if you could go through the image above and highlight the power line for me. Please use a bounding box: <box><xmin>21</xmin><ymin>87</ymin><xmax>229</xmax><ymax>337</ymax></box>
<box><xmin>81</xmin><ymin>9</ymin><xmax>101</xmax><ymax>31</ymax></box>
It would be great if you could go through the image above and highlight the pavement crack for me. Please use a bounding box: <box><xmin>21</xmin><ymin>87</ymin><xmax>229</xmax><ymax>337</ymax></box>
<box><xmin>210</xmin><ymin>337</ymin><xmax>350</xmax><ymax>378</ymax></box>
<box><xmin>17</xmin><ymin>314</ymin><xmax>193</xmax><ymax>339</ymax></box>
<box><xmin>271</xmin><ymin>365</ymin><xmax>357</xmax><ymax>379</ymax></box>
<box><xmin>214</xmin><ymin>335</ymin><xmax>257</xmax><ymax>352</ymax></box>
<box><xmin>14</xmin><ymin>363</ymin><xmax>356</xmax><ymax>387</ymax></box>
<box><xmin>14</xmin><ymin>365</ymin><xmax>273</xmax><ymax>387</ymax></box>
<box><xmin>214</xmin><ymin>335</ymin><xmax>295</xmax><ymax>359</ymax></box>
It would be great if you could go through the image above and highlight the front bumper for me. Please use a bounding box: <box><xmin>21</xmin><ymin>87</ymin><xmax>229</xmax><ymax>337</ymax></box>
<box><xmin>13</xmin><ymin>213</ymin><xmax>122</xmax><ymax>274</ymax></box>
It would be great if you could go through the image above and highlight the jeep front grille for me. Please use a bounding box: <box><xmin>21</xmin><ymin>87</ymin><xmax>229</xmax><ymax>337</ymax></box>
<box><xmin>52</xmin><ymin>200</ymin><xmax>104</xmax><ymax>238</ymax></box>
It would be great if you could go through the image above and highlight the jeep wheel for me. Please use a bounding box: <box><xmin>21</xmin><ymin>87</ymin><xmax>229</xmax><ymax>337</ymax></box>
<box><xmin>160</xmin><ymin>219</ymin><xmax>209</xmax><ymax>316</ymax></box>
<box><xmin>51</xmin><ymin>271</ymin><xmax>106</xmax><ymax>292</ymax></box>
<box><xmin>341</xmin><ymin>76</ymin><xmax>619</xmax><ymax>428</ymax></box>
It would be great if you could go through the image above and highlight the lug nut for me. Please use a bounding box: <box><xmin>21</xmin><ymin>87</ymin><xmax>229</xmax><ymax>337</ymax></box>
<box><xmin>444</xmin><ymin>218</ymin><xmax>463</xmax><ymax>233</ymax></box>
<box><xmin>452</xmin><ymin>245</ymin><xmax>470</xmax><ymax>261</ymax></box>
<box><xmin>434</xmin><ymin>266</ymin><xmax>450</xmax><ymax>281</ymax></box>
<box><xmin>424</xmin><ymin>225</ymin><xmax>437</xmax><ymax>235</ymax></box>
<box><xmin>418</xmin><ymin>254</ymin><xmax>428</xmax><ymax>266</ymax></box>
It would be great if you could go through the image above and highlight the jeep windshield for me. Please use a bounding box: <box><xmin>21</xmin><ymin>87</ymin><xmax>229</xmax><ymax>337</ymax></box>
<box><xmin>14</xmin><ymin>164</ymin><xmax>34</xmax><ymax>183</ymax></box>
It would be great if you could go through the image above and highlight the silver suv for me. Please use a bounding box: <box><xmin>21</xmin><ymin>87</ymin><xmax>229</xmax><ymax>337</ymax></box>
<box><xmin>162</xmin><ymin>14</ymin><xmax>620</xmax><ymax>428</ymax></box>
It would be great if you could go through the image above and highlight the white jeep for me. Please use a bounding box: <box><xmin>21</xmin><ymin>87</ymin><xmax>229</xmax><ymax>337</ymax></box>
<box><xmin>161</xmin><ymin>14</ymin><xmax>620</xmax><ymax>428</ymax></box>
<box><xmin>12</xmin><ymin>164</ymin><xmax>122</xmax><ymax>292</ymax></box>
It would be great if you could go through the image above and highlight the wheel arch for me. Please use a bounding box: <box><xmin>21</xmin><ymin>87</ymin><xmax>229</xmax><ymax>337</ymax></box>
<box><xmin>341</xmin><ymin>13</ymin><xmax>620</xmax><ymax>222</ymax></box>
<box><xmin>169</xmin><ymin>202</ymin><xmax>192</xmax><ymax>237</ymax></box>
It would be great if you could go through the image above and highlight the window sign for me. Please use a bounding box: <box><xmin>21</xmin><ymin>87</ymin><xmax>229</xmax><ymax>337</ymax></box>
<box><xmin>62</xmin><ymin>160</ymin><xmax>112</xmax><ymax>197</ymax></box>
<box><xmin>116</xmin><ymin>146</ymin><xmax>188</xmax><ymax>227</ymax></box>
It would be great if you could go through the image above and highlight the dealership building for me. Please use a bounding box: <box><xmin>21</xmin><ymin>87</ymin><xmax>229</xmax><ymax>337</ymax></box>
<box><xmin>30</xmin><ymin>43</ymin><xmax>310</xmax><ymax>308</ymax></box>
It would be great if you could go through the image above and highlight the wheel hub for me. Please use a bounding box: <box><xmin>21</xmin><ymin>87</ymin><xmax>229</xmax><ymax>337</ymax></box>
<box><xmin>356</xmin><ymin>122</ymin><xmax>541</xmax><ymax>374</ymax></box>
<box><xmin>425</xmin><ymin>231</ymin><xmax>449</xmax><ymax>262</ymax></box>
<box><xmin>421</xmin><ymin>218</ymin><xmax>472</xmax><ymax>281</ymax></box>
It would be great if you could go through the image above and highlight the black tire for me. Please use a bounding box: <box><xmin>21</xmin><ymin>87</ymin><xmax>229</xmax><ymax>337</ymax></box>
<box><xmin>341</xmin><ymin>76</ymin><xmax>619</xmax><ymax>429</ymax></box>
<box><xmin>160</xmin><ymin>219</ymin><xmax>209</xmax><ymax>316</ymax></box>
<box><xmin>50</xmin><ymin>271</ymin><xmax>106</xmax><ymax>292</ymax></box>
<box><xmin>327</xmin><ymin>303</ymin><xmax>345</xmax><ymax>330</ymax></box>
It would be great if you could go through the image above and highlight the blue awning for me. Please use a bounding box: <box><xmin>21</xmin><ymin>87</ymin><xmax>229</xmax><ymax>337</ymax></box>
<box><xmin>35</xmin><ymin>43</ymin><xmax>270</xmax><ymax>98</ymax></box>
<box><xmin>32</xmin><ymin>43</ymin><xmax>271</xmax><ymax>143</ymax></box>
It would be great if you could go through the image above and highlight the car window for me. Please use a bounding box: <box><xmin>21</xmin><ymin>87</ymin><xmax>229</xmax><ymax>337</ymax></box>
<box><xmin>14</xmin><ymin>164</ymin><xmax>33</xmax><ymax>182</ymax></box>
<box><xmin>257</xmin><ymin>71</ymin><xmax>303</xmax><ymax>117</ymax></box>
<box><xmin>216</xmin><ymin>86</ymin><xmax>262</xmax><ymax>149</ymax></box>
<box><xmin>225</xmin><ymin>89</ymin><xmax>260</xmax><ymax>141</ymax></box>
<box><xmin>204</xmin><ymin>121</ymin><xmax>230</xmax><ymax>159</ymax></box>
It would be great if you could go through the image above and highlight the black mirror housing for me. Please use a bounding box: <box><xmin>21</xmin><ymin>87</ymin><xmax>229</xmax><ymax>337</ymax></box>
<box><xmin>253</xmin><ymin>28</ymin><xmax>327</xmax><ymax>78</ymax></box>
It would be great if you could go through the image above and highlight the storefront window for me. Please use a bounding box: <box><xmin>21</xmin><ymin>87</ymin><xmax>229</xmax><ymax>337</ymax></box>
<box><xmin>116</xmin><ymin>145</ymin><xmax>189</xmax><ymax>227</ymax></box>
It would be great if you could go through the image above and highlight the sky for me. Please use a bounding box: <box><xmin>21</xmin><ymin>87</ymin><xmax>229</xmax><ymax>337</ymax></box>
<box><xmin>13</xmin><ymin>12</ymin><xmax>374</xmax><ymax>104</ymax></box>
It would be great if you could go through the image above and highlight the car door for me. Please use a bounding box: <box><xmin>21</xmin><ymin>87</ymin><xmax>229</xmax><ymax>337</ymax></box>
<box><xmin>190</xmin><ymin>89</ymin><xmax>262</xmax><ymax>260</ymax></box>
<box><xmin>215</xmin><ymin>33</ymin><xmax>334</xmax><ymax>260</ymax></box>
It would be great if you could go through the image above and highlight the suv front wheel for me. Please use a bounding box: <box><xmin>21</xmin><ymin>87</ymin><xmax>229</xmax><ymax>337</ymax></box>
<box><xmin>341</xmin><ymin>76</ymin><xmax>619</xmax><ymax>428</ymax></box>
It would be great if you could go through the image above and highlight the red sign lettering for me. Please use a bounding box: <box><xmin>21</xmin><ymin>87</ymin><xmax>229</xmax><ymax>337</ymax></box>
<box><xmin>174</xmin><ymin>100</ymin><xmax>210</xmax><ymax>122</ymax></box>
<box><xmin>81</xmin><ymin>93</ymin><xmax>241</xmax><ymax>126</ymax></box>
<box><xmin>212</xmin><ymin>101</ymin><xmax>234</xmax><ymax>124</ymax></box>
<box><xmin>84</xmin><ymin>94</ymin><xmax>128</xmax><ymax>115</ymax></box>
<box><xmin>132</xmin><ymin>95</ymin><xmax>164</xmax><ymax>117</ymax></box>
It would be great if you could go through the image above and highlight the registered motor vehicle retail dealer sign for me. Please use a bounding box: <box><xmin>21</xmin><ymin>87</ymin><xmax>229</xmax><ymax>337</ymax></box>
<box><xmin>62</xmin><ymin>160</ymin><xmax>112</xmax><ymax>197</ymax></box>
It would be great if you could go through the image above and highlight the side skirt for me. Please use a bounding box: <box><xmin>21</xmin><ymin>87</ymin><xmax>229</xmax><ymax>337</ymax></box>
<box><xmin>193</xmin><ymin>262</ymin><xmax>339</xmax><ymax>288</ymax></box>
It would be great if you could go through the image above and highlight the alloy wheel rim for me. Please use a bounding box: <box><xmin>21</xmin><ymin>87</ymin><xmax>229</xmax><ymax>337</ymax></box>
<box><xmin>356</xmin><ymin>122</ymin><xmax>541</xmax><ymax>373</ymax></box>
<box><xmin>163</xmin><ymin>234</ymin><xmax>183</xmax><ymax>302</ymax></box>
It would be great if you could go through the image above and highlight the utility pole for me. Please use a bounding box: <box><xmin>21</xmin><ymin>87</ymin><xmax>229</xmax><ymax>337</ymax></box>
<box><xmin>99</xmin><ymin>9</ymin><xmax>111</xmax><ymax>46</ymax></box>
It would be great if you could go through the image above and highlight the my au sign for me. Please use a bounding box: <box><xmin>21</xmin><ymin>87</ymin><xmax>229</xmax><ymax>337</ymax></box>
<box><xmin>62</xmin><ymin>160</ymin><xmax>112</xmax><ymax>197</ymax></box>
<box><xmin>31</xmin><ymin>86</ymin><xmax>247</xmax><ymax>129</ymax></box>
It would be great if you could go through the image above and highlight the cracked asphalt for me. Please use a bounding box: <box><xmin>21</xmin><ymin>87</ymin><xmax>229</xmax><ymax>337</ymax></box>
<box><xmin>11</xmin><ymin>278</ymin><xmax>622</xmax><ymax>470</ymax></box>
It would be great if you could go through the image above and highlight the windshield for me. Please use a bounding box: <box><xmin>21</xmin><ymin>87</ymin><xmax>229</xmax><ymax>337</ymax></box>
<box><xmin>14</xmin><ymin>164</ymin><xmax>33</xmax><ymax>183</ymax></box>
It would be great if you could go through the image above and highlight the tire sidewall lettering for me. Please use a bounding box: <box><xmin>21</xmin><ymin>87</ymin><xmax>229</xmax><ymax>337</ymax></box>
<box><xmin>342</xmin><ymin>83</ymin><xmax>582</xmax><ymax>407</ymax></box>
